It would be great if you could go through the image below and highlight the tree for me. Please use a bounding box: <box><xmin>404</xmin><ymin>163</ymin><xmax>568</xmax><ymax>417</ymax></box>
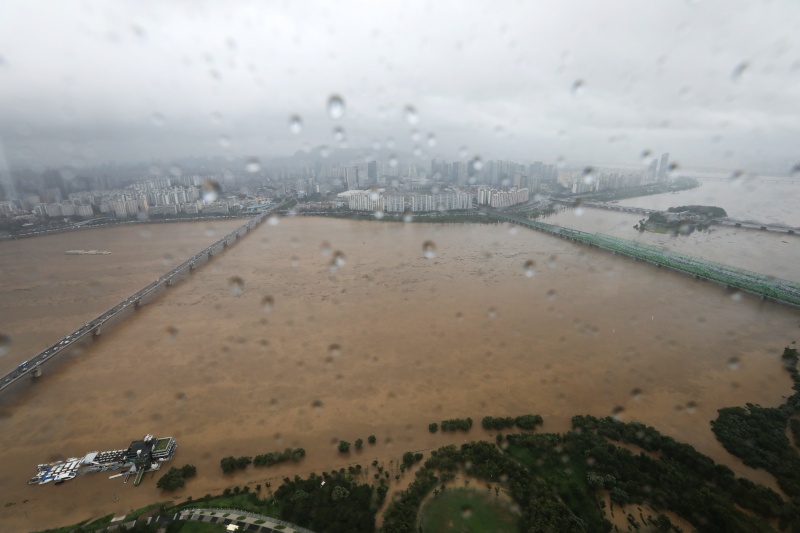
<box><xmin>428</xmin><ymin>423</ymin><xmax>438</xmax><ymax>433</ymax></box>
<box><xmin>368</xmin><ymin>435</ymin><xmax>377</xmax><ymax>444</ymax></box>
<box><xmin>338</xmin><ymin>440</ymin><xmax>351</xmax><ymax>453</ymax></box>
<box><xmin>355</xmin><ymin>438</ymin><xmax>364</xmax><ymax>450</ymax></box>
<box><xmin>331</xmin><ymin>485</ymin><xmax>350</xmax><ymax>501</ymax></box>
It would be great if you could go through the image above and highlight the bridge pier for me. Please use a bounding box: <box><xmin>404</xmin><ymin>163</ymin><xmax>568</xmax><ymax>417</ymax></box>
<box><xmin>32</xmin><ymin>366</ymin><xmax>43</xmax><ymax>378</ymax></box>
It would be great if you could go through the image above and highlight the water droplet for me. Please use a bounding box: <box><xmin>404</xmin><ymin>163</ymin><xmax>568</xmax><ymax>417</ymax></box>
<box><xmin>211</xmin><ymin>111</ymin><xmax>223</xmax><ymax>125</ymax></box>
<box><xmin>546</xmin><ymin>289</ymin><xmax>557</xmax><ymax>301</ymax></box>
<box><xmin>524</xmin><ymin>260</ymin><xmax>536</xmax><ymax>277</ymax></box>
<box><xmin>290</xmin><ymin>256</ymin><xmax>299</xmax><ymax>267</ymax></box>
<box><xmin>640</xmin><ymin>150</ymin><xmax>653</xmax><ymax>164</ymax></box>
<box><xmin>461</xmin><ymin>506</ymin><xmax>473</xmax><ymax>519</ymax></box>
<box><xmin>458</xmin><ymin>146</ymin><xmax>469</xmax><ymax>159</ymax></box>
<box><xmin>150</xmin><ymin>112</ymin><xmax>166</xmax><ymax>127</ymax></box>
<box><xmin>790</xmin><ymin>163</ymin><xmax>800</xmax><ymax>177</ymax></box>
<box><xmin>547</xmin><ymin>255</ymin><xmax>558</xmax><ymax>269</ymax></box>
<box><xmin>319</xmin><ymin>145</ymin><xmax>331</xmax><ymax>158</ymax></box>
<box><xmin>245</xmin><ymin>157</ymin><xmax>261</xmax><ymax>173</ymax></box>
<box><xmin>508</xmin><ymin>225</ymin><xmax>518</xmax><ymax>235</ymax></box>
<box><xmin>410</xmin><ymin>129</ymin><xmax>421</xmax><ymax>142</ymax></box>
<box><xmin>261</xmin><ymin>295</ymin><xmax>275</xmax><ymax>313</ymax></box>
<box><xmin>731</xmin><ymin>291</ymin><xmax>742</xmax><ymax>302</ymax></box>
<box><xmin>422</xmin><ymin>241</ymin><xmax>436</xmax><ymax>259</ymax></box>
<box><xmin>218</xmin><ymin>134</ymin><xmax>231</xmax><ymax>148</ymax></box>
<box><xmin>403</xmin><ymin>105</ymin><xmax>419</xmax><ymax>125</ymax></box>
<box><xmin>631</xmin><ymin>388</ymin><xmax>642</xmax><ymax>400</ymax></box>
<box><xmin>0</xmin><ymin>333</ymin><xmax>11</xmax><ymax>357</ymax></box>
<box><xmin>289</xmin><ymin>114</ymin><xmax>303</xmax><ymax>134</ymax></box>
<box><xmin>320</xmin><ymin>241</ymin><xmax>332</xmax><ymax>256</ymax></box>
<box><xmin>403</xmin><ymin>208</ymin><xmax>413</xmax><ymax>223</ymax></box>
<box><xmin>374</xmin><ymin>210</ymin><xmax>384</xmax><ymax>219</ymax></box>
<box><xmin>327</xmin><ymin>94</ymin><xmax>345</xmax><ymax>119</ymax></box>
<box><xmin>486</xmin><ymin>307</ymin><xmax>497</xmax><ymax>319</ymax></box>
<box><xmin>312</xmin><ymin>399</ymin><xmax>324</xmax><ymax>409</ymax></box>
<box><xmin>472</xmin><ymin>156</ymin><xmax>484</xmax><ymax>171</ymax></box>
<box><xmin>329</xmin><ymin>344</ymin><xmax>342</xmax><ymax>358</ymax></box>
<box><xmin>611</xmin><ymin>405</ymin><xmax>625</xmax><ymax>419</ymax></box>
<box><xmin>202</xmin><ymin>180</ymin><xmax>221</xmax><ymax>203</ymax></box>
<box><xmin>413</xmin><ymin>145</ymin><xmax>422</xmax><ymax>157</ymax></box>
<box><xmin>731</xmin><ymin>61</ymin><xmax>749</xmax><ymax>82</ymax></box>
<box><xmin>727</xmin><ymin>356</ymin><xmax>740</xmax><ymax>370</ymax></box>
<box><xmin>571</xmin><ymin>79</ymin><xmax>585</xmax><ymax>97</ymax></box>
<box><xmin>166</xmin><ymin>325</ymin><xmax>179</xmax><ymax>338</ymax></box>
<box><xmin>582</xmin><ymin>166</ymin><xmax>596</xmax><ymax>185</ymax></box>
<box><xmin>268</xmin><ymin>213</ymin><xmax>279</xmax><ymax>225</ymax></box>
<box><xmin>426</xmin><ymin>133</ymin><xmax>437</xmax><ymax>147</ymax></box>
<box><xmin>686</xmin><ymin>400</ymin><xmax>697</xmax><ymax>414</ymax></box>
<box><xmin>389</xmin><ymin>155</ymin><xmax>398</xmax><ymax>168</ymax></box>
<box><xmin>333</xmin><ymin>126</ymin><xmax>345</xmax><ymax>142</ymax></box>
<box><xmin>228</xmin><ymin>276</ymin><xmax>244</xmax><ymax>296</ymax></box>
<box><xmin>330</xmin><ymin>251</ymin><xmax>346</xmax><ymax>270</ymax></box>
<box><xmin>386</xmin><ymin>137</ymin><xmax>395</xmax><ymax>149</ymax></box>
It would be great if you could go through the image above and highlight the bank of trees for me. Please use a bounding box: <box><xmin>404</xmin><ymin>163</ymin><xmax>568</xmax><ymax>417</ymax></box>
<box><xmin>439</xmin><ymin>417</ymin><xmax>473</xmax><ymax>432</ymax></box>
<box><xmin>274</xmin><ymin>470</ymin><xmax>377</xmax><ymax>533</ymax></box>
<box><xmin>156</xmin><ymin>464</ymin><xmax>196</xmax><ymax>491</ymax></box>
<box><xmin>481</xmin><ymin>414</ymin><xmax>543</xmax><ymax>430</ymax></box>
<box><xmin>221</xmin><ymin>448</ymin><xmax>305</xmax><ymax>473</ymax></box>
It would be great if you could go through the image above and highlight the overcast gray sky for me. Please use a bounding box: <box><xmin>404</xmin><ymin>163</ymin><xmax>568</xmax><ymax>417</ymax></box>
<box><xmin>0</xmin><ymin>0</ymin><xmax>798</xmax><ymax>173</ymax></box>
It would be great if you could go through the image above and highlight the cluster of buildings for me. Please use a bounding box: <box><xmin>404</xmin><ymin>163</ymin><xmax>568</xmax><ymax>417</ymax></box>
<box><xmin>0</xmin><ymin>174</ymin><xmax>241</xmax><ymax>221</ymax></box>
<box><xmin>476</xmin><ymin>187</ymin><xmax>530</xmax><ymax>208</ymax></box>
<box><xmin>340</xmin><ymin>190</ymin><xmax>476</xmax><ymax>213</ymax></box>
<box><xmin>568</xmin><ymin>153</ymin><xmax>672</xmax><ymax>194</ymax></box>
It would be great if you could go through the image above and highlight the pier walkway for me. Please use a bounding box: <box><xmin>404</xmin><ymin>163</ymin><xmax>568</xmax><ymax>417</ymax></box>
<box><xmin>492</xmin><ymin>212</ymin><xmax>800</xmax><ymax>308</ymax></box>
<box><xmin>0</xmin><ymin>210</ymin><xmax>270</xmax><ymax>395</ymax></box>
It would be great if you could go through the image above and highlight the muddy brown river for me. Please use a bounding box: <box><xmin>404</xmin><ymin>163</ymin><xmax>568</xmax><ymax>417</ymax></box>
<box><xmin>0</xmin><ymin>217</ymin><xmax>798</xmax><ymax>532</ymax></box>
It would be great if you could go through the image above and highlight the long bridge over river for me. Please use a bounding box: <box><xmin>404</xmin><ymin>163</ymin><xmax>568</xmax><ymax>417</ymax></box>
<box><xmin>0</xmin><ymin>211</ymin><xmax>269</xmax><ymax>395</ymax></box>
<box><xmin>492</xmin><ymin>212</ymin><xmax>800</xmax><ymax>308</ymax></box>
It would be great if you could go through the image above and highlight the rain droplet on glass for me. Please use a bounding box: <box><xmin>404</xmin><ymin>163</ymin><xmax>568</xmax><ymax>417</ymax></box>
<box><xmin>403</xmin><ymin>105</ymin><xmax>419</xmax><ymax>125</ymax></box>
<box><xmin>524</xmin><ymin>260</ymin><xmax>536</xmax><ymax>277</ymax></box>
<box><xmin>289</xmin><ymin>114</ymin><xmax>303</xmax><ymax>134</ymax></box>
<box><xmin>0</xmin><ymin>333</ymin><xmax>11</xmax><ymax>357</ymax></box>
<box><xmin>261</xmin><ymin>295</ymin><xmax>275</xmax><ymax>313</ymax></box>
<box><xmin>327</xmin><ymin>94</ymin><xmax>345</xmax><ymax>119</ymax></box>
<box><xmin>245</xmin><ymin>157</ymin><xmax>261</xmax><ymax>173</ymax></box>
<box><xmin>228</xmin><ymin>276</ymin><xmax>244</xmax><ymax>296</ymax></box>
<box><xmin>422</xmin><ymin>240</ymin><xmax>436</xmax><ymax>259</ymax></box>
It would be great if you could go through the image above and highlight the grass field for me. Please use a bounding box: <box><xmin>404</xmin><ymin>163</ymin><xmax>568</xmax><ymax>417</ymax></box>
<box><xmin>418</xmin><ymin>488</ymin><xmax>518</xmax><ymax>533</ymax></box>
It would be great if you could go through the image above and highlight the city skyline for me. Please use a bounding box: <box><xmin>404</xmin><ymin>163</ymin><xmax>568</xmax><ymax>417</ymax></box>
<box><xmin>1</xmin><ymin>1</ymin><xmax>799</xmax><ymax>175</ymax></box>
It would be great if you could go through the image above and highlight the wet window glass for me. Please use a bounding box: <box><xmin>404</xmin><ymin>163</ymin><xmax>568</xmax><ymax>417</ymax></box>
<box><xmin>1</xmin><ymin>2</ymin><xmax>799</xmax><ymax>532</ymax></box>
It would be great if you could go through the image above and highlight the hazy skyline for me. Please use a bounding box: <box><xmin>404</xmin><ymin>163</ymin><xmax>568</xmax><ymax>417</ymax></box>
<box><xmin>1</xmin><ymin>0</ymin><xmax>799</xmax><ymax>173</ymax></box>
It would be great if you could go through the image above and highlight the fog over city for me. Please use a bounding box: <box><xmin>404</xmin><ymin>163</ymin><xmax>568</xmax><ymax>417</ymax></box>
<box><xmin>0</xmin><ymin>0</ymin><xmax>799</xmax><ymax>172</ymax></box>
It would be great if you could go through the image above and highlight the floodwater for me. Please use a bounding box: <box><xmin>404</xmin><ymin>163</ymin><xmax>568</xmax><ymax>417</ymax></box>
<box><xmin>1</xmin><ymin>217</ymin><xmax>799</xmax><ymax>532</ymax></box>
<box><xmin>0</xmin><ymin>220</ymin><xmax>244</xmax><ymax>375</ymax></box>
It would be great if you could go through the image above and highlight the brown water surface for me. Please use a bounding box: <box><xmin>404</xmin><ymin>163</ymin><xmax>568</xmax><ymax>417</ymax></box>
<box><xmin>0</xmin><ymin>217</ymin><xmax>798</xmax><ymax>532</ymax></box>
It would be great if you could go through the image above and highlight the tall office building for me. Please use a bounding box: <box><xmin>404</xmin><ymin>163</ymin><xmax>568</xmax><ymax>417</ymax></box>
<box><xmin>367</xmin><ymin>161</ymin><xmax>377</xmax><ymax>182</ymax></box>
<box><xmin>658</xmin><ymin>153</ymin><xmax>669</xmax><ymax>181</ymax></box>
<box><xmin>648</xmin><ymin>159</ymin><xmax>658</xmax><ymax>181</ymax></box>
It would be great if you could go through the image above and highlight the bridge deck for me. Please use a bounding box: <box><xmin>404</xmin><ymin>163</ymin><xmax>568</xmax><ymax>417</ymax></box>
<box><xmin>494</xmin><ymin>212</ymin><xmax>800</xmax><ymax>308</ymax></box>
<box><xmin>0</xmin><ymin>210</ymin><xmax>271</xmax><ymax>395</ymax></box>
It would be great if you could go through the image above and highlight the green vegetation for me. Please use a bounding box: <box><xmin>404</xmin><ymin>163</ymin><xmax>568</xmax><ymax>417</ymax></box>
<box><xmin>368</xmin><ymin>434</ymin><xmax>377</xmax><ymax>444</ymax></box>
<box><xmin>440</xmin><ymin>417</ymin><xmax>473</xmax><ymax>432</ymax></box>
<box><xmin>253</xmin><ymin>447</ymin><xmax>305</xmax><ymax>466</ymax></box>
<box><xmin>418</xmin><ymin>488</ymin><xmax>518</xmax><ymax>532</ymax></box>
<box><xmin>428</xmin><ymin>422</ymin><xmax>438</xmax><ymax>433</ymax></box>
<box><xmin>355</xmin><ymin>438</ymin><xmax>364</xmax><ymax>449</ymax></box>
<box><xmin>710</xmin><ymin>346</ymin><xmax>800</xmax><ymax>527</ymax></box>
<box><xmin>640</xmin><ymin>204</ymin><xmax>726</xmax><ymax>234</ymax></box>
<box><xmin>220</xmin><ymin>455</ymin><xmax>252</xmax><ymax>473</ymax></box>
<box><xmin>338</xmin><ymin>440</ymin><xmax>351</xmax><ymax>453</ymax></box>
<box><xmin>157</xmin><ymin>465</ymin><xmax>197</xmax><ymax>491</ymax></box>
<box><xmin>274</xmin><ymin>471</ymin><xmax>377</xmax><ymax>532</ymax></box>
<box><xmin>480</xmin><ymin>414</ymin><xmax>543</xmax><ymax>431</ymax></box>
<box><xmin>667</xmin><ymin>205</ymin><xmax>728</xmax><ymax>218</ymax></box>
